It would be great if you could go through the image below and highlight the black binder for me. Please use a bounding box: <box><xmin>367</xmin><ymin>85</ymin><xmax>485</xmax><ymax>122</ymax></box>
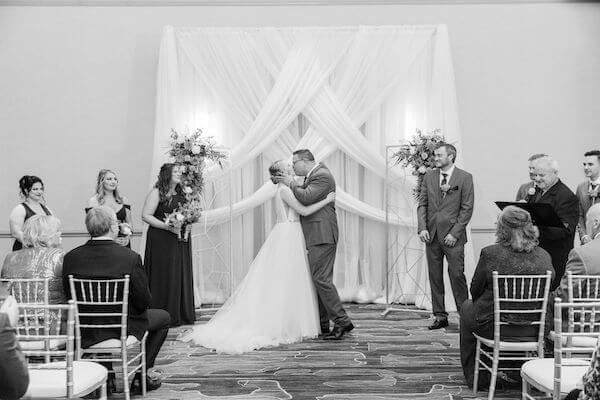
<box><xmin>495</xmin><ymin>201</ymin><xmax>565</xmax><ymax>228</ymax></box>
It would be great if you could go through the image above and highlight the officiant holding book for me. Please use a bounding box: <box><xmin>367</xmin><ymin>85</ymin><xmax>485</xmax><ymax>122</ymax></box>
<box><xmin>417</xmin><ymin>143</ymin><xmax>474</xmax><ymax>330</ymax></box>
<box><xmin>527</xmin><ymin>156</ymin><xmax>578</xmax><ymax>289</ymax></box>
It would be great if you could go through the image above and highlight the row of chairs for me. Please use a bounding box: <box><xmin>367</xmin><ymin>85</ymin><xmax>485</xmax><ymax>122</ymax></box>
<box><xmin>1</xmin><ymin>275</ymin><xmax>147</xmax><ymax>399</ymax></box>
<box><xmin>472</xmin><ymin>271</ymin><xmax>600</xmax><ymax>400</ymax></box>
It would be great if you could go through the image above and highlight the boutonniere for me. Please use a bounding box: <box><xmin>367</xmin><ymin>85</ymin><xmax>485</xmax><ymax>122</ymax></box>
<box><xmin>527</xmin><ymin>186</ymin><xmax>536</xmax><ymax>196</ymax></box>
<box><xmin>441</xmin><ymin>184</ymin><xmax>459</xmax><ymax>194</ymax></box>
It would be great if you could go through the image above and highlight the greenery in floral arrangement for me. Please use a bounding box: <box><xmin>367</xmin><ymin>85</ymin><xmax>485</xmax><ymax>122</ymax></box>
<box><xmin>165</xmin><ymin>128</ymin><xmax>227</xmax><ymax>240</ymax></box>
<box><xmin>392</xmin><ymin>129</ymin><xmax>446</xmax><ymax>199</ymax></box>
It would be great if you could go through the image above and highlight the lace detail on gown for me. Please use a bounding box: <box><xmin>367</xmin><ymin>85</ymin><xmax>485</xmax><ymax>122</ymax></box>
<box><xmin>179</xmin><ymin>187</ymin><xmax>318</xmax><ymax>353</ymax></box>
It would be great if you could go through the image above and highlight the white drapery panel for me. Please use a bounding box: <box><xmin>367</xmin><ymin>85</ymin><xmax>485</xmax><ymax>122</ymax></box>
<box><xmin>150</xmin><ymin>25</ymin><xmax>473</xmax><ymax>310</ymax></box>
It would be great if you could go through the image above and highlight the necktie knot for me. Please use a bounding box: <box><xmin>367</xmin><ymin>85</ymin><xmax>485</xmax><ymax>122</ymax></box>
<box><xmin>441</xmin><ymin>173</ymin><xmax>448</xmax><ymax>186</ymax></box>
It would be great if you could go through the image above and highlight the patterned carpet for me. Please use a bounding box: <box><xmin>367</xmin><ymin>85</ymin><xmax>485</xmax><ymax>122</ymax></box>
<box><xmin>134</xmin><ymin>304</ymin><xmax>523</xmax><ymax>400</ymax></box>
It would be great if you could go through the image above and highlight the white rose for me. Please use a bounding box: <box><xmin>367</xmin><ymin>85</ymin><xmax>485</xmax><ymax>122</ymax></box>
<box><xmin>176</xmin><ymin>213</ymin><xmax>185</xmax><ymax>222</ymax></box>
<box><xmin>409</xmin><ymin>147</ymin><xmax>417</xmax><ymax>155</ymax></box>
<box><xmin>417</xmin><ymin>166</ymin><xmax>427</xmax><ymax>174</ymax></box>
<box><xmin>120</xmin><ymin>225</ymin><xmax>132</xmax><ymax>236</ymax></box>
<box><xmin>420</xmin><ymin>152</ymin><xmax>429</xmax><ymax>160</ymax></box>
<box><xmin>184</xmin><ymin>186</ymin><xmax>193</xmax><ymax>194</ymax></box>
<box><xmin>176</xmin><ymin>135</ymin><xmax>186</xmax><ymax>144</ymax></box>
<box><xmin>527</xmin><ymin>187</ymin><xmax>536</xmax><ymax>196</ymax></box>
<box><xmin>191</xmin><ymin>144</ymin><xmax>202</xmax><ymax>155</ymax></box>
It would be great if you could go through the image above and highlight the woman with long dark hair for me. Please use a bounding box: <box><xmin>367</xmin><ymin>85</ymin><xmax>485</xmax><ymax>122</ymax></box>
<box><xmin>9</xmin><ymin>175</ymin><xmax>52</xmax><ymax>251</ymax></box>
<box><xmin>142</xmin><ymin>163</ymin><xmax>195</xmax><ymax>327</ymax></box>
<box><xmin>87</xmin><ymin>169</ymin><xmax>133</xmax><ymax>247</ymax></box>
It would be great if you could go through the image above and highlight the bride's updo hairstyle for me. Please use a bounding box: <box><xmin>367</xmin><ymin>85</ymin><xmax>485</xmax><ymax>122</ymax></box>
<box><xmin>495</xmin><ymin>205</ymin><xmax>539</xmax><ymax>253</ymax></box>
<box><xmin>269</xmin><ymin>161</ymin><xmax>283</xmax><ymax>184</ymax></box>
<box><xmin>19</xmin><ymin>175</ymin><xmax>44</xmax><ymax>198</ymax></box>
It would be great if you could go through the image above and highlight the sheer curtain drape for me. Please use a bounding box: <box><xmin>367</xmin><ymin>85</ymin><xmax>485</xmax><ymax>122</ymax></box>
<box><xmin>149</xmin><ymin>25</ymin><xmax>474</xmax><ymax>310</ymax></box>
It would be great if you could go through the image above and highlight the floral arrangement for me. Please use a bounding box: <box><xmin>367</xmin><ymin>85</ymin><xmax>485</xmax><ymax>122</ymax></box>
<box><xmin>392</xmin><ymin>129</ymin><xmax>446</xmax><ymax>199</ymax></box>
<box><xmin>165</xmin><ymin>128</ymin><xmax>227</xmax><ymax>240</ymax></box>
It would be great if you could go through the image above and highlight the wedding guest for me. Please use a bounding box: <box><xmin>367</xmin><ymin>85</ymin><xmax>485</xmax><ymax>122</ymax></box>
<box><xmin>62</xmin><ymin>206</ymin><xmax>169</xmax><ymax>392</ymax></box>
<box><xmin>554</xmin><ymin>203</ymin><xmax>600</xmax><ymax>302</ymax></box>
<box><xmin>142</xmin><ymin>163</ymin><xmax>195</xmax><ymax>327</ymax></box>
<box><xmin>418</xmin><ymin>143</ymin><xmax>474</xmax><ymax>330</ymax></box>
<box><xmin>0</xmin><ymin>296</ymin><xmax>29</xmax><ymax>400</ymax></box>
<box><xmin>515</xmin><ymin>153</ymin><xmax>547</xmax><ymax>201</ymax></box>
<box><xmin>459</xmin><ymin>206</ymin><xmax>554</xmax><ymax>388</ymax></box>
<box><xmin>529</xmin><ymin>156</ymin><xmax>579</xmax><ymax>289</ymax></box>
<box><xmin>9</xmin><ymin>175</ymin><xmax>52</xmax><ymax>251</ymax></box>
<box><xmin>576</xmin><ymin>150</ymin><xmax>600</xmax><ymax>245</ymax></box>
<box><xmin>2</xmin><ymin>215</ymin><xmax>66</xmax><ymax>307</ymax></box>
<box><xmin>87</xmin><ymin>169</ymin><xmax>133</xmax><ymax>247</ymax></box>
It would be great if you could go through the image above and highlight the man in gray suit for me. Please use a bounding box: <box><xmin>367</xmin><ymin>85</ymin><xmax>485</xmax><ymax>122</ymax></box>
<box><xmin>555</xmin><ymin>203</ymin><xmax>600</xmax><ymax>302</ymax></box>
<box><xmin>515</xmin><ymin>153</ymin><xmax>547</xmax><ymax>201</ymax></box>
<box><xmin>276</xmin><ymin>149</ymin><xmax>354</xmax><ymax>340</ymax></box>
<box><xmin>418</xmin><ymin>143</ymin><xmax>474</xmax><ymax>329</ymax></box>
<box><xmin>576</xmin><ymin>150</ymin><xmax>600</xmax><ymax>245</ymax></box>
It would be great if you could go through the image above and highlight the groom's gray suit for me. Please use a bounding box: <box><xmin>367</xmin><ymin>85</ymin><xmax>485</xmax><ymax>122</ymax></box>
<box><xmin>290</xmin><ymin>163</ymin><xmax>351</xmax><ymax>329</ymax></box>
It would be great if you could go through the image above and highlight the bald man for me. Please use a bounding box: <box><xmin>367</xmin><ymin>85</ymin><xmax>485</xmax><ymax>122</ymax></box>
<box><xmin>555</xmin><ymin>203</ymin><xmax>600</xmax><ymax>301</ymax></box>
<box><xmin>530</xmin><ymin>156</ymin><xmax>579</xmax><ymax>289</ymax></box>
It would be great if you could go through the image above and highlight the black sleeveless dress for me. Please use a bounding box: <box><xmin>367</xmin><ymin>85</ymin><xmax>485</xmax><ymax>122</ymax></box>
<box><xmin>12</xmin><ymin>203</ymin><xmax>52</xmax><ymax>251</ymax></box>
<box><xmin>144</xmin><ymin>192</ymin><xmax>195</xmax><ymax>326</ymax></box>
<box><xmin>85</xmin><ymin>204</ymin><xmax>131</xmax><ymax>248</ymax></box>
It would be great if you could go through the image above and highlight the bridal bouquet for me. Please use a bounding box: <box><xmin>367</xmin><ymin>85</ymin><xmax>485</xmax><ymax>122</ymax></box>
<box><xmin>392</xmin><ymin>129</ymin><xmax>446</xmax><ymax>199</ymax></box>
<box><xmin>167</xmin><ymin>128</ymin><xmax>228</xmax><ymax>241</ymax></box>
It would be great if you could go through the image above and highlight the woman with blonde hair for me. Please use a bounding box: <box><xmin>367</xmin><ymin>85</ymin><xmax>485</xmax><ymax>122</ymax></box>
<box><xmin>87</xmin><ymin>169</ymin><xmax>133</xmax><ymax>247</ymax></box>
<box><xmin>2</xmin><ymin>215</ymin><xmax>66</xmax><ymax>306</ymax></box>
<box><xmin>459</xmin><ymin>205</ymin><xmax>554</xmax><ymax>389</ymax></box>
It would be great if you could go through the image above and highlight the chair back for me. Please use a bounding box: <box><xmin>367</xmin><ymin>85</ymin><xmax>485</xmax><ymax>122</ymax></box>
<box><xmin>1</xmin><ymin>277</ymin><xmax>49</xmax><ymax>305</ymax></box>
<box><xmin>552</xmin><ymin>299</ymin><xmax>600</xmax><ymax>399</ymax></box>
<box><xmin>492</xmin><ymin>271</ymin><xmax>553</xmax><ymax>350</ymax></box>
<box><xmin>17</xmin><ymin>301</ymin><xmax>76</xmax><ymax>398</ymax></box>
<box><xmin>567</xmin><ymin>271</ymin><xmax>600</xmax><ymax>302</ymax></box>
<box><xmin>67</xmin><ymin>275</ymin><xmax>129</xmax><ymax>357</ymax></box>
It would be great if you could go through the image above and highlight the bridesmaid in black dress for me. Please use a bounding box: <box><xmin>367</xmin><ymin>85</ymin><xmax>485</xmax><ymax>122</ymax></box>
<box><xmin>9</xmin><ymin>175</ymin><xmax>52</xmax><ymax>251</ymax></box>
<box><xmin>142</xmin><ymin>163</ymin><xmax>195</xmax><ymax>327</ymax></box>
<box><xmin>87</xmin><ymin>169</ymin><xmax>133</xmax><ymax>248</ymax></box>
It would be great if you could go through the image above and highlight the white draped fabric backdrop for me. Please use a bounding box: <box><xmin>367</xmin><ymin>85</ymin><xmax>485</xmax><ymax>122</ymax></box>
<box><xmin>147</xmin><ymin>25</ymin><xmax>476</xmax><ymax>312</ymax></box>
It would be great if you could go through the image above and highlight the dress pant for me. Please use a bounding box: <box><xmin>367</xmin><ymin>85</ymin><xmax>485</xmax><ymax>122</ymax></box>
<box><xmin>425</xmin><ymin>234</ymin><xmax>468</xmax><ymax>319</ymax></box>
<box><xmin>146</xmin><ymin>309</ymin><xmax>170</xmax><ymax>369</ymax></box>
<box><xmin>307</xmin><ymin>244</ymin><xmax>350</xmax><ymax>327</ymax></box>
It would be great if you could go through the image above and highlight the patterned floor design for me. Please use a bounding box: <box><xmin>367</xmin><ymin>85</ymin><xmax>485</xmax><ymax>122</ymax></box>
<box><xmin>136</xmin><ymin>304</ymin><xmax>523</xmax><ymax>400</ymax></box>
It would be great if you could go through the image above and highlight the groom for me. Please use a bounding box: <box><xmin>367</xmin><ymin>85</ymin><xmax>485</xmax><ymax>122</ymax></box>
<box><xmin>275</xmin><ymin>149</ymin><xmax>354</xmax><ymax>340</ymax></box>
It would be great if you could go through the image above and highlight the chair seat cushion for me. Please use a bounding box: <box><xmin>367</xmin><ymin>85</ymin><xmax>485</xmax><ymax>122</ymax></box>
<box><xmin>25</xmin><ymin>361</ymin><xmax>107</xmax><ymax>398</ymax></box>
<box><xmin>474</xmin><ymin>334</ymin><xmax>539</xmax><ymax>351</ymax></box>
<box><xmin>19</xmin><ymin>339</ymin><xmax>66</xmax><ymax>351</ymax></box>
<box><xmin>88</xmin><ymin>335</ymin><xmax>139</xmax><ymax>349</ymax></box>
<box><xmin>521</xmin><ymin>358</ymin><xmax>589</xmax><ymax>394</ymax></box>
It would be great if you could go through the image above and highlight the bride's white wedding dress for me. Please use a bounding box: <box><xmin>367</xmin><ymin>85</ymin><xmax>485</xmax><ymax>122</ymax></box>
<box><xmin>180</xmin><ymin>186</ymin><xmax>319</xmax><ymax>353</ymax></box>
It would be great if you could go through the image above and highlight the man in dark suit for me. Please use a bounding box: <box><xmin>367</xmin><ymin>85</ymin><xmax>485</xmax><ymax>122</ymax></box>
<box><xmin>515</xmin><ymin>153</ymin><xmax>547</xmax><ymax>201</ymax></box>
<box><xmin>276</xmin><ymin>149</ymin><xmax>353</xmax><ymax>340</ymax></box>
<box><xmin>528</xmin><ymin>156</ymin><xmax>579</xmax><ymax>289</ymax></box>
<box><xmin>62</xmin><ymin>206</ymin><xmax>170</xmax><ymax>392</ymax></box>
<box><xmin>575</xmin><ymin>150</ymin><xmax>600</xmax><ymax>245</ymax></box>
<box><xmin>418</xmin><ymin>143</ymin><xmax>474</xmax><ymax>330</ymax></box>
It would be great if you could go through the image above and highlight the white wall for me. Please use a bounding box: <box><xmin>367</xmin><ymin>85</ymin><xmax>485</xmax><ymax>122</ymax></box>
<box><xmin>0</xmin><ymin>2</ymin><xmax>598</xmax><ymax>256</ymax></box>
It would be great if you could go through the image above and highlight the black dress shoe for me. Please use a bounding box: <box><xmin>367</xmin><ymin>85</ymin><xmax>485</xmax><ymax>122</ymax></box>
<box><xmin>130</xmin><ymin>373</ymin><xmax>162</xmax><ymax>394</ymax></box>
<box><xmin>318</xmin><ymin>328</ymin><xmax>331</xmax><ymax>339</ymax></box>
<box><xmin>428</xmin><ymin>318</ymin><xmax>448</xmax><ymax>330</ymax></box>
<box><xmin>324</xmin><ymin>322</ymin><xmax>354</xmax><ymax>340</ymax></box>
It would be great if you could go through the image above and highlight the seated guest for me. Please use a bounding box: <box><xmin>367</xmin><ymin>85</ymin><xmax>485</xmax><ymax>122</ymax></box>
<box><xmin>529</xmin><ymin>156</ymin><xmax>579</xmax><ymax>289</ymax></box>
<box><xmin>576</xmin><ymin>150</ymin><xmax>600</xmax><ymax>245</ymax></box>
<box><xmin>555</xmin><ymin>203</ymin><xmax>600</xmax><ymax>302</ymax></box>
<box><xmin>515</xmin><ymin>153</ymin><xmax>547</xmax><ymax>201</ymax></box>
<box><xmin>2</xmin><ymin>215</ymin><xmax>66</xmax><ymax>307</ymax></box>
<box><xmin>0</xmin><ymin>296</ymin><xmax>29</xmax><ymax>400</ymax></box>
<box><xmin>62</xmin><ymin>206</ymin><xmax>169</xmax><ymax>392</ymax></box>
<box><xmin>460</xmin><ymin>206</ymin><xmax>554</xmax><ymax>388</ymax></box>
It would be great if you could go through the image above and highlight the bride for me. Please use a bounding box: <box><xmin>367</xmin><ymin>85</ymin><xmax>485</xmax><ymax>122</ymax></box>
<box><xmin>180</xmin><ymin>160</ymin><xmax>336</xmax><ymax>353</ymax></box>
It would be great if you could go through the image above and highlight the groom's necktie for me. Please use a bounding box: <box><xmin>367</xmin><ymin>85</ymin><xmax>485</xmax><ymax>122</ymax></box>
<box><xmin>440</xmin><ymin>173</ymin><xmax>448</xmax><ymax>198</ymax></box>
